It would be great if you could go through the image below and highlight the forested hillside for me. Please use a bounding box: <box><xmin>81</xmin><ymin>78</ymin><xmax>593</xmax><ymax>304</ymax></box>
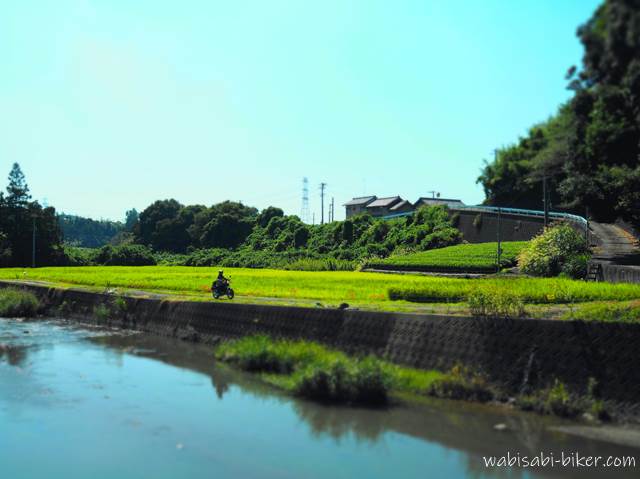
<box><xmin>58</xmin><ymin>214</ymin><xmax>125</xmax><ymax>247</ymax></box>
<box><xmin>478</xmin><ymin>0</ymin><xmax>640</xmax><ymax>227</ymax></box>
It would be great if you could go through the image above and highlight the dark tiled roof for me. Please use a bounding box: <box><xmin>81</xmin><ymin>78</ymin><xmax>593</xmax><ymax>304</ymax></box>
<box><xmin>367</xmin><ymin>196</ymin><xmax>402</xmax><ymax>208</ymax></box>
<box><xmin>390</xmin><ymin>199</ymin><xmax>412</xmax><ymax>211</ymax></box>
<box><xmin>344</xmin><ymin>196</ymin><xmax>376</xmax><ymax>206</ymax></box>
<box><xmin>414</xmin><ymin>198</ymin><xmax>464</xmax><ymax>207</ymax></box>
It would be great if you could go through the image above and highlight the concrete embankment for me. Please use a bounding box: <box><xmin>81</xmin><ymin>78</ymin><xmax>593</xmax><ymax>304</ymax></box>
<box><xmin>3</xmin><ymin>280</ymin><xmax>640</xmax><ymax>418</ymax></box>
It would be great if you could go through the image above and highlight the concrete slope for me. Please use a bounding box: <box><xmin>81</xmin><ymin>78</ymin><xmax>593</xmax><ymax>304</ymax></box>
<box><xmin>590</xmin><ymin>222</ymin><xmax>640</xmax><ymax>265</ymax></box>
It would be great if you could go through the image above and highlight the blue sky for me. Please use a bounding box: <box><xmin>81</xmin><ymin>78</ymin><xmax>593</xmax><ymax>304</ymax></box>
<box><xmin>1</xmin><ymin>0</ymin><xmax>601</xmax><ymax>222</ymax></box>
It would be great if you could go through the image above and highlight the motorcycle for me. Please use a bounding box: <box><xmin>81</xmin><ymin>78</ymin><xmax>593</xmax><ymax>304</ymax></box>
<box><xmin>211</xmin><ymin>279</ymin><xmax>235</xmax><ymax>300</ymax></box>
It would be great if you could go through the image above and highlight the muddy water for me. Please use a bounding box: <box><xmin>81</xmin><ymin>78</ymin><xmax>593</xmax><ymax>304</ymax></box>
<box><xmin>1</xmin><ymin>318</ymin><xmax>638</xmax><ymax>479</ymax></box>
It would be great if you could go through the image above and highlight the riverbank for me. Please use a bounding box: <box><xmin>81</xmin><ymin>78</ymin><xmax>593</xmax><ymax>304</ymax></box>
<box><xmin>2</xmin><ymin>279</ymin><xmax>639</xmax><ymax>423</ymax></box>
<box><xmin>4</xmin><ymin>317</ymin><xmax>638</xmax><ymax>478</ymax></box>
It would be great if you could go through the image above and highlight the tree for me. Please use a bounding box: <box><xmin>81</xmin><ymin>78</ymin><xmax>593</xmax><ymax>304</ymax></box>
<box><xmin>134</xmin><ymin>199</ymin><xmax>183</xmax><ymax>248</ymax></box>
<box><xmin>477</xmin><ymin>0</ymin><xmax>640</xmax><ymax>227</ymax></box>
<box><xmin>125</xmin><ymin>208</ymin><xmax>139</xmax><ymax>231</ymax></box>
<box><xmin>257</xmin><ymin>206</ymin><xmax>284</xmax><ymax>228</ymax></box>
<box><xmin>6</xmin><ymin>163</ymin><xmax>30</xmax><ymax>208</ymax></box>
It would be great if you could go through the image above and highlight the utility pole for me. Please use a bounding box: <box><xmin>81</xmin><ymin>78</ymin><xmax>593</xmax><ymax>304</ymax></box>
<box><xmin>319</xmin><ymin>182</ymin><xmax>327</xmax><ymax>224</ymax></box>
<box><xmin>585</xmin><ymin>206</ymin><xmax>590</xmax><ymax>245</ymax></box>
<box><xmin>496</xmin><ymin>207</ymin><xmax>502</xmax><ymax>273</ymax></box>
<box><xmin>543</xmin><ymin>174</ymin><xmax>549</xmax><ymax>227</ymax></box>
<box><xmin>330</xmin><ymin>197</ymin><xmax>334</xmax><ymax>222</ymax></box>
<box><xmin>32</xmin><ymin>215</ymin><xmax>36</xmax><ymax>268</ymax></box>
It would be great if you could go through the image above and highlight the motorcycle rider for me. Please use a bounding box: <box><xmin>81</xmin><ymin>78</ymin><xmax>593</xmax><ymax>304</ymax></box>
<box><xmin>214</xmin><ymin>270</ymin><xmax>229</xmax><ymax>293</ymax></box>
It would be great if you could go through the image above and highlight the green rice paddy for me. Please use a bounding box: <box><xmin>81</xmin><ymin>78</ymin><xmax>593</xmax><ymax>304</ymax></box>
<box><xmin>2</xmin><ymin>266</ymin><xmax>640</xmax><ymax>311</ymax></box>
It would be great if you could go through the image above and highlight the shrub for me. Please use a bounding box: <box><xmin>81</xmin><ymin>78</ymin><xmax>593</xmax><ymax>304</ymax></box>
<box><xmin>93</xmin><ymin>303</ymin><xmax>110</xmax><ymax>321</ymax></box>
<box><xmin>468</xmin><ymin>288</ymin><xmax>526</xmax><ymax>318</ymax></box>
<box><xmin>294</xmin><ymin>358</ymin><xmax>354</xmax><ymax>402</ymax></box>
<box><xmin>561</xmin><ymin>254</ymin><xmax>590</xmax><ymax>279</ymax></box>
<box><xmin>544</xmin><ymin>380</ymin><xmax>579</xmax><ymax>417</ymax></box>
<box><xmin>292</xmin><ymin>356</ymin><xmax>392</xmax><ymax>405</ymax></box>
<box><xmin>283</xmin><ymin>258</ymin><xmax>356</xmax><ymax>271</ymax></box>
<box><xmin>426</xmin><ymin>365</ymin><xmax>494</xmax><ymax>402</ymax></box>
<box><xmin>96</xmin><ymin>244</ymin><xmax>156</xmax><ymax>266</ymax></box>
<box><xmin>518</xmin><ymin>223</ymin><xmax>590</xmax><ymax>278</ymax></box>
<box><xmin>63</xmin><ymin>246</ymin><xmax>98</xmax><ymax>266</ymax></box>
<box><xmin>216</xmin><ymin>336</ymin><xmax>394</xmax><ymax>405</ymax></box>
<box><xmin>0</xmin><ymin>289</ymin><xmax>40</xmax><ymax>317</ymax></box>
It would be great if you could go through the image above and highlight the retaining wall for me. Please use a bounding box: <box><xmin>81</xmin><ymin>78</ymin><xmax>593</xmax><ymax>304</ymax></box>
<box><xmin>453</xmin><ymin>210</ymin><xmax>548</xmax><ymax>243</ymax></box>
<box><xmin>599</xmin><ymin>263</ymin><xmax>640</xmax><ymax>284</ymax></box>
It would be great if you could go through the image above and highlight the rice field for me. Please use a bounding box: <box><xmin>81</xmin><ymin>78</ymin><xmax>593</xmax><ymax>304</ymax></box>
<box><xmin>1</xmin><ymin>266</ymin><xmax>640</xmax><ymax>308</ymax></box>
<box><xmin>366</xmin><ymin>242</ymin><xmax>527</xmax><ymax>272</ymax></box>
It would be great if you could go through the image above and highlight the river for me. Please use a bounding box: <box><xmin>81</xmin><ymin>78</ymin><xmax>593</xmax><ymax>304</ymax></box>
<box><xmin>1</xmin><ymin>318</ymin><xmax>638</xmax><ymax>478</ymax></box>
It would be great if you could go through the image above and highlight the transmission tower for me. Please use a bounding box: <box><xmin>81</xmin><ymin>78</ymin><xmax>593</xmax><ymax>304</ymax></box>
<box><xmin>301</xmin><ymin>177</ymin><xmax>310</xmax><ymax>223</ymax></box>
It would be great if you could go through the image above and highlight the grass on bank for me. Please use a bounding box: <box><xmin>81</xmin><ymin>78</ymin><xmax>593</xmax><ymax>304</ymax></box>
<box><xmin>2</xmin><ymin>266</ymin><xmax>640</xmax><ymax>311</ymax></box>
<box><xmin>561</xmin><ymin>300</ymin><xmax>640</xmax><ymax>322</ymax></box>
<box><xmin>365</xmin><ymin>242</ymin><xmax>527</xmax><ymax>272</ymax></box>
<box><xmin>0</xmin><ymin>288</ymin><xmax>39</xmax><ymax>317</ymax></box>
<box><xmin>216</xmin><ymin>335</ymin><xmax>608</xmax><ymax>419</ymax></box>
<box><xmin>215</xmin><ymin>335</ymin><xmax>490</xmax><ymax>405</ymax></box>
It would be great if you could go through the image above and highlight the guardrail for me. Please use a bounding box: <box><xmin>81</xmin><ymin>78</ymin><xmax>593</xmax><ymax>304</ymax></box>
<box><xmin>383</xmin><ymin>205</ymin><xmax>588</xmax><ymax>227</ymax></box>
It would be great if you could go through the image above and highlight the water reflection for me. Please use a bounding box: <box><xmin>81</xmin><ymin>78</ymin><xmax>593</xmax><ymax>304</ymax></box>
<box><xmin>0</xmin><ymin>343</ymin><xmax>29</xmax><ymax>366</ymax></box>
<box><xmin>91</xmin><ymin>330</ymin><xmax>640</xmax><ymax>470</ymax></box>
<box><xmin>2</xmin><ymin>318</ymin><xmax>639</xmax><ymax>479</ymax></box>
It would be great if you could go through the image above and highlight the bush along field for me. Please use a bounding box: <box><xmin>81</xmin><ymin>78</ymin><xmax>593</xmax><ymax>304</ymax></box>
<box><xmin>517</xmin><ymin>223</ymin><xmax>590</xmax><ymax>279</ymax></box>
<box><xmin>216</xmin><ymin>335</ymin><xmax>610</xmax><ymax>419</ymax></box>
<box><xmin>364</xmin><ymin>241</ymin><xmax>527</xmax><ymax>273</ymax></box>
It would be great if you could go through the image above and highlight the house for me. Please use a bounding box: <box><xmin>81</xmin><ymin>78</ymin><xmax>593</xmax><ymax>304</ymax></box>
<box><xmin>414</xmin><ymin>197</ymin><xmax>465</xmax><ymax>209</ymax></box>
<box><xmin>365</xmin><ymin>196</ymin><xmax>403</xmax><ymax>217</ymax></box>
<box><xmin>343</xmin><ymin>196</ymin><xmax>377</xmax><ymax>218</ymax></box>
<box><xmin>389</xmin><ymin>199</ymin><xmax>414</xmax><ymax>215</ymax></box>
<box><xmin>344</xmin><ymin>194</ymin><xmax>465</xmax><ymax>219</ymax></box>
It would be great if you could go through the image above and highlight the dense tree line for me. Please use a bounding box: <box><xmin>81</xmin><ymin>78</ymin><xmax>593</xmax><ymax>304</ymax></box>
<box><xmin>0</xmin><ymin>164</ymin><xmax>64</xmax><ymax>266</ymax></box>
<box><xmin>478</xmin><ymin>0</ymin><xmax>640</xmax><ymax>227</ymax></box>
<box><xmin>119</xmin><ymin>198</ymin><xmax>460</xmax><ymax>268</ymax></box>
<box><xmin>0</xmin><ymin>163</ymin><xmax>460</xmax><ymax>269</ymax></box>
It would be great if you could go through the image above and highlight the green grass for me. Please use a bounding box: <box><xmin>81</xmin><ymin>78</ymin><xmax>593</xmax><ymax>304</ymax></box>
<box><xmin>215</xmin><ymin>335</ymin><xmax>452</xmax><ymax>404</ymax></box>
<box><xmin>389</xmin><ymin>277</ymin><xmax>640</xmax><ymax>304</ymax></box>
<box><xmin>0</xmin><ymin>288</ymin><xmax>40</xmax><ymax>317</ymax></box>
<box><xmin>561</xmin><ymin>300</ymin><xmax>640</xmax><ymax>322</ymax></box>
<box><xmin>2</xmin><ymin>266</ymin><xmax>640</xmax><ymax>309</ymax></box>
<box><xmin>365</xmin><ymin>242</ymin><xmax>527</xmax><ymax>272</ymax></box>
